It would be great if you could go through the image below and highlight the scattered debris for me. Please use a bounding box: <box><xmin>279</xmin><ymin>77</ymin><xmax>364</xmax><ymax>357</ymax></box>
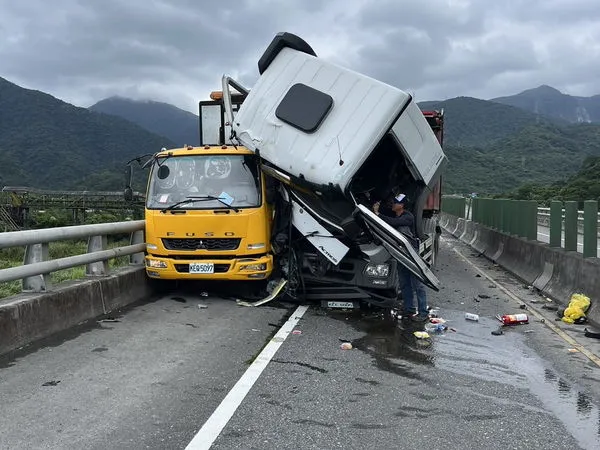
<box><xmin>292</xmin><ymin>330</ymin><xmax>302</xmax><ymax>335</ymax></box>
<box><xmin>568</xmin><ymin>348</ymin><xmax>579</xmax><ymax>353</ymax></box>
<box><xmin>185</xmin><ymin>323</ymin><xmax>198</xmax><ymax>328</ymax></box>
<box><xmin>475</xmin><ymin>274</ymin><xmax>481</xmax><ymax>278</ymax></box>
<box><xmin>473</xmin><ymin>297</ymin><xmax>480</xmax><ymax>303</ymax></box>
<box><xmin>197</xmin><ymin>304</ymin><xmax>208</xmax><ymax>309</ymax></box>
<box><xmin>340</xmin><ymin>342</ymin><xmax>353</xmax><ymax>350</ymax></box>
<box><xmin>425</xmin><ymin>323</ymin><xmax>448</xmax><ymax>334</ymax></box>
<box><xmin>429</xmin><ymin>317</ymin><xmax>446</xmax><ymax>324</ymax></box>
<box><xmin>488</xmin><ymin>284</ymin><xmax>496</xmax><ymax>288</ymax></box>
<box><xmin>519</xmin><ymin>304</ymin><xmax>527</xmax><ymax>310</ymax></box>
<box><xmin>465</xmin><ymin>313</ymin><xmax>479</xmax><ymax>321</ymax></box>
<box><xmin>540</xmin><ymin>319</ymin><xmax>545</xmax><ymax>324</ymax></box>
<box><xmin>236</xmin><ymin>278</ymin><xmax>287</xmax><ymax>307</ymax></box>
<box><xmin>491</xmin><ymin>329</ymin><xmax>504</xmax><ymax>336</ymax></box>
<box><xmin>478</xmin><ymin>294</ymin><xmax>491</xmax><ymax>299</ymax></box>
<box><xmin>252</xmin><ymin>328</ymin><xmax>261</xmax><ymax>332</ymax></box>
<box><xmin>200</xmin><ymin>292</ymin><xmax>209</xmax><ymax>297</ymax></box>
<box><xmin>542</xmin><ymin>304</ymin><xmax>559</xmax><ymax>311</ymax></box>
<box><xmin>497</xmin><ymin>313</ymin><xmax>529</xmax><ymax>326</ymax></box>
<box><xmin>561</xmin><ymin>293</ymin><xmax>591</xmax><ymax>324</ymax></box>
<box><xmin>524</xmin><ymin>330</ymin><xmax>534</xmax><ymax>334</ymax></box>
<box><xmin>42</xmin><ymin>380</ymin><xmax>61</xmax><ymax>387</ymax></box>
<box><xmin>413</xmin><ymin>331</ymin><xmax>430</xmax><ymax>339</ymax></box>
<box><xmin>584</xmin><ymin>328</ymin><xmax>600</xmax><ymax>339</ymax></box>
<box><xmin>98</xmin><ymin>317</ymin><xmax>120</xmax><ymax>323</ymax></box>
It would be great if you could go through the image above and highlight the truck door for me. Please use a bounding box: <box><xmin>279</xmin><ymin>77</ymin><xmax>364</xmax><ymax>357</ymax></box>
<box><xmin>356</xmin><ymin>204</ymin><xmax>440</xmax><ymax>291</ymax></box>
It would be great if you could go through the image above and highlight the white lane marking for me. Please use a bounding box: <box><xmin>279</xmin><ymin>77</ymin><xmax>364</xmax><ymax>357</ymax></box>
<box><xmin>185</xmin><ymin>305</ymin><xmax>309</xmax><ymax>450</ymax></box>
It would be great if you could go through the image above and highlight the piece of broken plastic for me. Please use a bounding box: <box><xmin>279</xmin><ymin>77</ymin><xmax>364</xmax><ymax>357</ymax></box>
<box><xmin>413</xmin><ymin>331</ymin><xmax>430</xmax><ymax>339</ymax></box>
<box><xmin>340</xmin><ymin>342</ymin><xmax>353</xmax><ymax>350</ymax></box>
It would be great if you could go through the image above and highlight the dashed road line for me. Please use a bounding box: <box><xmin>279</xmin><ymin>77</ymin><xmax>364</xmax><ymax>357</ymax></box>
<box><xmin>185</xmin><ymin>304</ymin><xmax>309</xmax><ymax>450</ymax></box>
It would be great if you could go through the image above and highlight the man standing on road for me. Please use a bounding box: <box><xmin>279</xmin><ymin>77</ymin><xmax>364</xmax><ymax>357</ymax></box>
<box><xmin>373</xmin><ymin>194</ymin><xmax>429</xmax><ymax>322</ymax></box>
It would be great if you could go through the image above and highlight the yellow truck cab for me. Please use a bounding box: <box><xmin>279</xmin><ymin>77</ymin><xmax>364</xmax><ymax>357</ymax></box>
<box><xmin>143</xmin><ymin>145</ymin><xmax>274</xmax><ymax>283</ymax></box>
<box><xmin>126</xmin><ymin>86</ymin><xmax>276</xmax><ymax>288</ymax></box>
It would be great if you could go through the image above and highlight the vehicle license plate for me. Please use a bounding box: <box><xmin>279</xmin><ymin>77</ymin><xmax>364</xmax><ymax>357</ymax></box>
<box><xmin>189</xmin><ymin>262</ymin><xmax>214</xmax><ymax>274</ymax></box>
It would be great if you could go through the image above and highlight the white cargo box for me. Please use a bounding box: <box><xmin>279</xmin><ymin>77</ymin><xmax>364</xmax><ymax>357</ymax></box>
<box><xmin>228</xmin><ymin>39</ymin><xmax>445</xmax><ymax>194</ymax></box>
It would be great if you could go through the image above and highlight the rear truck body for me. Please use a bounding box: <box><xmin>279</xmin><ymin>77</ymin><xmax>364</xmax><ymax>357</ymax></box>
<box><xmin>217</xmin><ymin>32</ymin><xmax>448</xmax><ymax>308</ymax></box>
<box><xmin>416</xmin><ymin>110</ymin><xmax>444</xmax><ymax>267</ymax></box>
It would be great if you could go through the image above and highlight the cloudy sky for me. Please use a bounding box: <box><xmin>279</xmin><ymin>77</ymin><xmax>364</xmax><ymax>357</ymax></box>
<box><xmin>1</xmin><ymin>0</ymin><xmax>599</xmax><ymax>113</ymax></box>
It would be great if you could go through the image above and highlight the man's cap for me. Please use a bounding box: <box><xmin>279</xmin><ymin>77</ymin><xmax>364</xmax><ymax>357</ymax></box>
<box><xmin>393</xmin><ymin>194</ymin><xmax>407</xmax><ymax>204</ymax></box>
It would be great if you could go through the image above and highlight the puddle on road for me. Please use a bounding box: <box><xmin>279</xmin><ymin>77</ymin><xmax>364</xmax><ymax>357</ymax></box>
<box><xmin>325</xmin><ymin>307</ymin><xmax>600</xmax><ymax>449</ymax></box>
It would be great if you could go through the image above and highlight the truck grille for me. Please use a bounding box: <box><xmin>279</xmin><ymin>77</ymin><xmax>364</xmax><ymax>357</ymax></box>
<box><xmin>162</xmin><ymin>238</ymin><xmax>240</xmax><ymax>251</ymax></box>
<box><xmin>174</xmin><ymin>264</ymin><xmax>230</xmax><ymax>273</ymax></box>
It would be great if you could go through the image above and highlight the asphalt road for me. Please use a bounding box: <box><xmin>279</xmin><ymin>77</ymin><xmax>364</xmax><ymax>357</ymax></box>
<box><xmin>1</xmin><ymin>234</ymin><xmax>600</xmax><ymax>450</ymax></box>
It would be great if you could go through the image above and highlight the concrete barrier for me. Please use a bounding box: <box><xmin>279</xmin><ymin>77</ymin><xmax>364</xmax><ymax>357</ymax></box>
<box><xmin>453</xmin><ymin>218</ymin><xmax>466</xmax><ymax>238</ymax></box>
<box><xmin>0</xmin><ymin>266</ymin><xmax>153</xmax><ymax>356</ymax></box>
<box><xmin>460</xmin><ymin>220</ymin><xmax>475</xmax><ymax>244</ymax></box>
<box><xmin>442</xmin><ymin>218</ymin><xmax>600</xmax><ymax>326</ymax></box>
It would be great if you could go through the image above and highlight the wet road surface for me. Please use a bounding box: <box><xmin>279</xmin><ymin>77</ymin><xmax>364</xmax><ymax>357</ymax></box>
<box><xmin>1</xmin><ymin>234</ymin><xmax>600</xmax><ymax>449</ymax></box>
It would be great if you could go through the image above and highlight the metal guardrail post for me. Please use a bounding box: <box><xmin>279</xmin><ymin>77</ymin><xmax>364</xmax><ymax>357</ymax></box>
<box><xmin>482</xmin><ymin>199</ymin><xmax>490</xmax><ymax>227</ymax></box>
<box><xmin>583</xmin><ymin>200</ymin><xmax>598</xmax><ymax>258</ymax></box>
<box><xmin>472</xmin><ymin>198</ymin><xmax>479</xmax><ymax>224</ymax></box>
<box><xmin>22</xmin><ymin>243</ymin><xmax>50</xmax><ymax>292</ymax></box>
<box><xmin>493</xmin><ymin>200</ymin><xmax>501</xmax><ymax>230</ymax></box>
<box><xmin>508</xmin><ymin>200</ymin><xmax>517</xmax><ymax>236</ymax></box>
<box><xmin>501</xmin><ymin>199</ymin><xmax>510</xmax><ymax>233</ymax></box>
<box><xmin>549</xmin><ymin>201</ymin><xmax>562</xmax><ymax>248</ymax></box>
<box><xmin>564</xmin><ymin>201</ymin><xmax>578</xmax><ymax>252</ymax></box>
<box><xmin>524</xmin><ymin>200</ymin><xmax>538</xmax><ymax>240</ymax></box>
<box><xmin>86</xmin><ymin>235</ymin><xmax>108</xmax><ymax>276</ymax></box>
<box><xmin>129</xmin><ymin>230</ymin><xmax>145</xmax><ymax>265</ymax></box>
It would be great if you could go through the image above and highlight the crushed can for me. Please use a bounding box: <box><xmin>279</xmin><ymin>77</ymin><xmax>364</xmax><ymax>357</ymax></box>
<box><xmin>465</xmin><ymin>313</ymin><xmax>479</xmax><ymax>321</ymax></box>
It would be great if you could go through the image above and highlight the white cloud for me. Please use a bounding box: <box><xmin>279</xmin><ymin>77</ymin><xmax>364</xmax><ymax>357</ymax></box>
<box><xmin>0</xmin><ymin>0</ymin><xmax>598</xmax><ymax>113</ymax></box>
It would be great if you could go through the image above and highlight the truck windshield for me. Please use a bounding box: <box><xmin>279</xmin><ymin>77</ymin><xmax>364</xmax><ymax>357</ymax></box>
<box><xmin>146</xmin><ymin>154</ymin><xmax>261</xmax><ymax>210</ymax></box>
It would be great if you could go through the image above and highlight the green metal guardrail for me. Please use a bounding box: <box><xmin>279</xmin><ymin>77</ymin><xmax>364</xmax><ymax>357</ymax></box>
<box><xmin>443</xmin><ymin>196</ymin><xmax>599</xmax><ymax>258</ymax></box>
<box><xmin>441</xmin><ymin>197</ymin><xmax>465</xmax><ymax>218</ymax></box>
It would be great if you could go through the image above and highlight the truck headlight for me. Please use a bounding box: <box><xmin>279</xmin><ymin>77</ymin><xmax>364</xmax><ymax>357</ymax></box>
<box><xmin>240</xmin><ymin>263</ymin><xmax>267</xmax><ymax>271</ymax></box>
<box><xmin>247</xmin><ymin>243</ymin><xmax>266</xmax><ymax>250</ymax></box>
<box><xmin>146</xmin><ymin>243</ymin><xmax>158</xmax><ymax>251</ymax></box>
<box><xmin>365</xmin><ymin>263</ymin><xmax>390</xmax><ymax>277</ymax></box>
<box><xmin>146</xmin><ymin>259</ymin><xmax>167</xmax><ymax>269</ymax></box>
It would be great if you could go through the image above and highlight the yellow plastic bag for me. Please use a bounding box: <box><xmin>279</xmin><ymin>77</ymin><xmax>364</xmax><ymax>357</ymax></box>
<box><xmin>561</xmin><ymin>293</ymin><xmax>591</xmax><ymax>324</ymax></box>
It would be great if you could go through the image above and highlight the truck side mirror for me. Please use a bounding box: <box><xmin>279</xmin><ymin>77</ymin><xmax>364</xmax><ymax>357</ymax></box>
<box><xmin>124</xmin><ymin>165</ymin><xmax>134</xmax><ymax>201</ymax></box>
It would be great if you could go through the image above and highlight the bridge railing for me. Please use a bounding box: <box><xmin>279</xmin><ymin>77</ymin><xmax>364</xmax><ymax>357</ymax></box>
<box><xmin>0</xmin><ymin>221</ymin><xmax>146</xmax><ymax>293</ymax></box>
<box><xmin>444</xmin><ymin>197</ymin><xmax>599</xmax><ymax>258</ymax></box>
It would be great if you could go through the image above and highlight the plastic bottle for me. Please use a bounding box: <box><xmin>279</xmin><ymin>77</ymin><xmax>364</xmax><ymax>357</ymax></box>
<box><xmin>425</xmin><ymin>323</ymin><xmax>448</xmax><ymax>333</ymax></box>
<box><xmin>499</xmin><ymin>313</ymin><xmax>529</xmax><ymax>325</ymax></box>
<box><xmin>465</xmin><ymin>313</ymin><xmax>479</xmax><ymax>321</ymax></box>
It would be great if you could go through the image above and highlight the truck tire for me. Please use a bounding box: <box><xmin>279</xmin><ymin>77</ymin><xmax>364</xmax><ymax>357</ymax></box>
<box><xmin>258</xmin><ymin>32</ymin><xmax>317</xmax><ymax>75</ymax></box>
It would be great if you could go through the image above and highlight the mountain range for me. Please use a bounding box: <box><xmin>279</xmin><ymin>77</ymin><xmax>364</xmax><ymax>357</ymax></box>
<box><xmin>1</xmin><ymin>75</ymin><xmax>600</xmax><ymax>196</ymax></box>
